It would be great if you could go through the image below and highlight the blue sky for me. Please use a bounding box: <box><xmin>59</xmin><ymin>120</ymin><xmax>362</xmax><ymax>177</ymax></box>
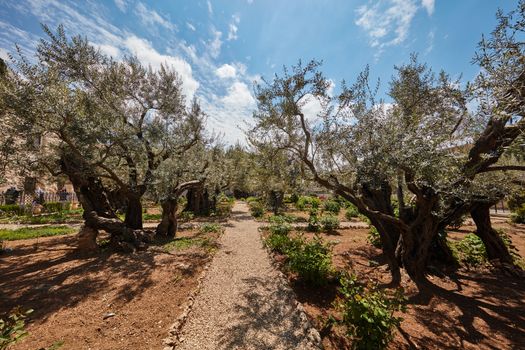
<box><xmin>0</xmin><ymin>0</ymin><xmax>516</xmax><ymax>143</ymax></box>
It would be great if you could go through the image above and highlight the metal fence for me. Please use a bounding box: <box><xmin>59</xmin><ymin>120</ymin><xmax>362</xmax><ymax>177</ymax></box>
<box><xmin>0</xmin><ymin>191</ymin><xmax>78</xmax><ymax>206</ymax></box>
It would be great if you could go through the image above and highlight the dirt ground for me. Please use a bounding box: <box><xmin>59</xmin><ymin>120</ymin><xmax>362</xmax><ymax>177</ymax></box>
<box><xmin>0</xmin><ymin>227</ymin><xmax>221</xmax><ymax>350</ymax></box>
<box><xmin>268</xmin><ymin>216</ymin><xmax>525</xmax><ymax>350</ymax></box>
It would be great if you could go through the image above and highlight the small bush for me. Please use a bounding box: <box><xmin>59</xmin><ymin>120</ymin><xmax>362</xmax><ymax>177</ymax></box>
<box><xmin>320</xmin><ymin>215</ymin><xmax>340</xmax><ymax>232</ymax></box>
<box><xmin>453</xmin><ymin>233</ymin><xmax>487</xmax><ymax>267</ymax></box>
<box><xmin>510</xmin><ymin>204</ymin><xmax>525</xmax><ymax>224</ymax></box>
<box><xmin>268</xmin><ymin>214</ymin><xmax>297</xmax><ymax>224</ymax></box>
<box><xmin>296</xmin><ymin>196</ymin><xmax>321</xmax><ymax>211</ymax></box>
<box><xmin>215</xmin><ymin>194</ymin><xmax>233</xmax><ymax>217</ymax></box>
<box><xmin>246</xmin><ymin>196</ymin><xmax>260</xmax><ymax>204</ymax></box>
<box><xmin>367</xmin><ymin>226</ymin><xmax>382</xmax><ymax>248</ymax></box>
<box><xmin>345</xmin><ymin>205</ymin><xmax>359</xmax><ymax>220</ymax></box>
<box><xmin>269</xmin><ymin>222</ymin><xmax>292</xmax><ymax>236</ymax></box>
<box><xmin>0</xmin><ymin>205</ymin><xmax>26</xmax><ymax>217</ymax></box>
<box><xmin>0</xmin><ymin>307</ymin><xmax>33</xmax><ymax>350</ymax></box>
<box><xmin>323</xmin><ymin>200</ymin><xmax>341</xmax><ymax>214</ymax></box>
<box><xmin>43</xmin><ymin>202</ymin><xmax>70</xmax><ymax>213</ymax></box>
<box><xmin>287</xmin><ymin>235</ymin><xmax>333</xmax><ymax>285</ymax></box>
<box><xmin>249</xmin><ymin>201</ymin><xmax>265</xmax><ymax>218</ymax></box>
<box><xmin>179</xmin><ymin>211</ymin><xmax>194</xmax><ymax>222</ymax></box>
<box><xmin>200</xmin><ymin>223</ymin><xmax>222</xmax><ymax>233</ymax></box>
<box><xmin>338</xmin><ymin>275</ymin><xmax>405</xmax><ymax>350</ymax></box>
<box><xmin>307</xmin><ymin>210</ymin><xmax>320</xmax><ymax>232</ymax></box>
<box><xmin>265</xmin><ymin>233</ymin><xmax>302</xmax><ymax>254</ymax></box>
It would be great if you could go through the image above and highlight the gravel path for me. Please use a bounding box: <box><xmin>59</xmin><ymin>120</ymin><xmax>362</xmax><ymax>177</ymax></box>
<box><xmin>172</xmin><ymin>202</ymin><xmax>321</xmax><ymax>350</ymax></box>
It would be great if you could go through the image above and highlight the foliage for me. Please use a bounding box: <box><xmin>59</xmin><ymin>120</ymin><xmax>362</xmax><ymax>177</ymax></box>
<box><xmin>179</xmin><ymin>211</ymin><xmax>194</xmax><ymax>222</ymax></box>
<box><xmin>249</xmin><ymin>201</ymin><xmax>265</xmax><ymax>218</ymax></box>
<box><xmin>337</xmin><ymin>275</ymin><xmax>405</xmax><ymax>350</ymax></box>
<box><xmin>345</xmin><ymin>205</ymin><xmax>360</xmax><ymax>220</ymax></box>
<box><xmin>0</xmin><ymin>226</ymin><xmax>76</xmax><ymax>241</ymax></box>
<box><xmin>287</xmin><ymin>235</ymin><xmax>334</xmax><ymax>286</ymax></box>
<box><xmin>320</xmin><ymin>214</ymin><xmax>340</xmax><ymax>232</ymax></box>
<box><xmin>0</xmin><ymin>205</ymin><xmax>27</xmax><ymax>217</ymax></box>
<box><xmin>163</xmin><ymin>236</ymin><xmax>215</xmax><ymax>252</ymax></box>
<box><xmin>295</xmin><ymin>196</ymin><xmax>321</xmax><ymax>211</ymax></box>
<box><xmin>264</xmin><ymin>233</ymin><xmax>303</xmax><ymax>255</ymax></box>
<box><xmin>307</xmin><ymin>210</ymin><xmax>320</xmax><ymax>232</ymax></box>
<box><xmin>142</xmin><ymin>213</ymin><xmax>162</xmax><ymax>221</ymax></box>
<box><xmin>0</xmin><ymin>307</ymin><xmax>33</xmax><ymax>350</ymax></box>
<box><xmin>323</xmin><ymin>200</ymin><xmax>341</xmax><ymax>214</ymax></box>
<box><xmin>268</xmin><ymin>214</ymin><xmax>297</xmax><ymax>223</ymax></box>
<box><xmin>215</xmin><ymin>194</ymin><xmax>234</xmax><ymax>217</ymax></box>
<box><xmin>367</xmin><ymin>226</ymin><xmax>382</xmax><ymax>248</ymax></box>
<box><xmin>510</xmin><ymin>204</ymin><xmax>525</xmax><ymax>224</ymax></box>
<box><xmin>42</xmin><ymin>202</ymin><xmax>71</xmax><ymax>213</ymax></box>
<box><xmin>451</xmin><ymin>234</ymin><xmax>488</xmax><ymax>267</ymax></box>
<box><xmin>199</xmin><ymin>223</ymin><xmax>222</xmax><ymax>234</ymax></box>
<box><xmin>448</xmin><ymin>214</ymin><xmax>467</xmax><ymax>229</ymax></box>
<box><xmin>269</xmin><ymin>220</ymin><xmax>292</xmax><ymax>236</ymax></box>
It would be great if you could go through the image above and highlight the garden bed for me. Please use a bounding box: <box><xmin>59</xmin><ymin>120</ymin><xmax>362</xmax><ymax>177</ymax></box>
<box><xmin>0</xmin><ymin>225</ymin><xmax>222</xmax><ymax>349</ymax></box>
<box><xmin>263</xmin><ymin>219</ymin><xmax>525</xmax><ymax>349</ymax></box>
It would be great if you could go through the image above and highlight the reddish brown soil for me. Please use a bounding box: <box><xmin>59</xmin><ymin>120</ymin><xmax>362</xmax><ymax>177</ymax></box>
<box><xmin>268</xmin><ymin>218</ymin><xmax>525</xmax><ymax>350</ymax></box>
<box><xmin>0</xmin><ymin>228</ymin><xmax>220</xmax><ymax>350</ymax></box>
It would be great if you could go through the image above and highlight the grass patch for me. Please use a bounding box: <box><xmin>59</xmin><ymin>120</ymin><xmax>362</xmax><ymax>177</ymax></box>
<box><xmin>0</xmin><ymin>226</ymin><xmax>77</xmax><ymax>241</ymax></box>
<box><xmin>163</xmin><ymin>236</ymin><xmax>215</xmax><ymax>252</ymax></box>
<box><xmin>143</xmin><ymin>213</ymin><xmax>162</xmax><ymax>221</ymax></box>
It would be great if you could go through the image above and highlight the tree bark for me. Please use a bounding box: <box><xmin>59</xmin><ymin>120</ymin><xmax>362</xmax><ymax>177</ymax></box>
<box><xmin>156</xmin><ymin>200</ymin><xmax>178</xmax><ymax>237</ymax></box>
<box><xmin>470</xmin><ymin>202</ymin><xmax>514</xmax><ymax>265</ymax></box>
<box><xmin>124</xmin><ymin>193</ymin><xmax>143</xmax><ymax>230</ymax></box>
<box><xmin>185</xmin><ymin>187</ymin><xmax>213</xmax><ymax>215</ymax></box>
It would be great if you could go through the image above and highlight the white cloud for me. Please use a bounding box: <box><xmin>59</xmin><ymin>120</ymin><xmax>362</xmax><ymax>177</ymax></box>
<box><xmin>216</xmin><ymin>64</ymin><xmax>237</xmax><ymax>79</ymax></box>
<box><xmin>207</xmin><ymin>0</ymin><xmax>213</xmax><ymax>15</ymax></box>
<box><xmin>208</xmin><ymin>29</ymin><xmax>222</xmax><ymax>58</ymax></box>
<box><xmin>421</xmin><ymin>0</ymin><xmax>435</xmax><ymax>16</ymax></box>
<box><xmin>95</xmin><ymin>43</ymin><xmax>120</xmax><ymax>58</ymax></box>
<box><xmin>114</xmin><ymin>0</ymin><xmax>127</xmax><ymax>12</ymax></box>
<box><xmin>186</xmin><ymin>22</ymin><xmax>196</xmax><ymax>31</ymax></box>
<box><xmin>356</xmin><ymin>0</ymin><xmax>418</xmax><ymax>49</ymax></box>
<box><xmin>124</xmin><ymin>36</ymin><xmax>199</xmax><ymax>100</ymax></box>
<box><xmin>425</xmin><ymin>30</ymin><xmax>435</xmax><ymax>55</ymax></box>
<box><xmin>222</xmin><ymin>82</ymin><xmax>255</xmax><ymax>108</ymax></box>
<box><xmin>227</xmin><ymin>15</ymin><xmax>240</xmax><ymax>41</ymax></box>
<box><xmin>247</xmin><ymin>0</ymin><xmax>254</xmax><ymax>3</ymax></box>
<box><xmin>0</xmin><ymin>48</ymin><xmax>9</xmax><ymax>61</ymax></box>
<box><xmin>135</xmin><ymin>2</ymin><xmax>175</xmax><ymax>31</ymax></box>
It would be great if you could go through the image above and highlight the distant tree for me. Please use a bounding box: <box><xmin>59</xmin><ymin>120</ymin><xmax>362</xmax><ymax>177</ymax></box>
<box><xmin>250</xmin><ymin>2</ymin><xmax>525</xmax><ymax>287</ymax></box>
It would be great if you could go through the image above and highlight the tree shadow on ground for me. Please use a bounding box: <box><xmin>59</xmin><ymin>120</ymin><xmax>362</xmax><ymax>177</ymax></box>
<box><xmin>402</xmin><ymin>271</ymin><xmax>525</xmax><ymax>349</ymax></box>
<box><xmin>218</xmin><ymin>276</ymin><xmax>315</xmax><ymax>350</ymax></box>
<box><xmin>0</xmin><ymin>234</ymin><xmax>204</xmax><ymax>323</ymax></box>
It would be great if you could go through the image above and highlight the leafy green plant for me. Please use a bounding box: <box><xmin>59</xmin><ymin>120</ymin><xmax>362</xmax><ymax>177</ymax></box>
<box><xmin>269</xmin><ymin>222</ymin><xmax>292</xmax><ymax>236</ymax></box>
<box><xmin>287</xmin><ymin>235</ymin><xmax>333</xmax><ymax>286</ymax></box>
<box><xmin>0</xmin><ymin>204</ymin><xmax>26</xmax><ymax>217</ymax></box>
<box><xmin>295</xmin><ymin>196</ymin><xmax>321</xmax><ymax>211</ymax></box>
<box><xmin>215</xmin><ymin>194</ymin><xmax>234</xmax><ymax>217</ymax></box>
<box><xmin>249</xmin><ymin>201</ymin><xmax>265</xmax><ymax>218</ymax></box>
<box><xmin>42</xmin><ymin>202</ymin><xmax>71</xmax><ymax>213</ymax></box>
<box><xmin>452</xmin><ymin>234</ymin><xmax>488</xmax><ymax>267</ymax></box>
<box><xmin>345</xmin><ymin>205</ymin><xmax>359</xmax><ymax>220</ymax></box>
<box><xmin>320</xmin><ymin>215</ymin><xmax>340</xmax><ymax>232</ymax></box>
<box><xmin>199</xmin><ymin>223</ymin><xmax>222</xmax><ymax>233</ymax></box>
<box><xmin>0</xmin><ymin>226</ymin><xmax>76</xmax><ymax>241</ymax></box>
<box><xmin>337</xmin><ymin>275</ymin><xmax>405</xmax><ymax>350</ymax></box>
<box><xmin>510</xmin><ymin>204</ymin><xmax>525</xmax><ymax>224</ymax></box>
<box><xmin>367</xmin><ymin>226</ymin><xmax>382</xmax><ymax>248</ymax></box>
<box><xmin>307</xmin><ymin>210</ymin><xmax>320</xmax><ymax>232</ymax></box>
<box><xmin>268</xmin><ymin>214</ymin><xmax>297</xmax><ymax>223</ymax></box>
<box><xmin>142</xmin><ymin>213</ymin><xmax>162</xmax><ymax>221</ymax></box>
<box><xmin>0</xmin><ymin>307</ymin><xmax>33</xmax><ymax>350</ymax></box>
<box><xmin>265</xmin><ymin>233</ymin><xmax>302</xmax><ymax>254</ymax></box>
<box><xmin>179</xmin><ymin>211</ymin><xmax>194</xmax><ymax>222</ymax></box>
<box><xmin>323</xmin><ymin>200</ymin><xmax>341</xmax><ymax>214</ymax></box>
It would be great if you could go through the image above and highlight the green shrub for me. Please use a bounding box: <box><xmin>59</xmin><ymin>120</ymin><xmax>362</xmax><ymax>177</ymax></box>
<box><xmin>295</xmin><ymin>196</ymin><xmax>321</xmax><ymax>211</ymax></box>
<box><xmin>367</xmin><ymin>226</ymin><xmax>382</xmax><ymax>248</ymax></box>
<box><xmin>320</xmin><ymin>215</ymin><xmax>340</xmax><ymax>232</ymax></box>
<box><xmin>269</xmin><ymin>222</ymin><xmax>292</xmax><ymax>236</ymax></box>
<box><xmin>287</xmin><ymin>235</ymin><xmax>333</xmax><ymax>286</ymax></box>
<box><xmin>307</xmin><ymin>210</ymin><xmax>320</xmax><ymax>232</ymax></box>
<box><xmin>43</xmin><ymin>202</ymin><xmax>70</xmax><ymax>213</ymax></box>
<box><xmin>0</xmin><ymin>205</ymin><xmax>26</xmax><ymax>217</ymax></box>
<box><xmin>246</xmin><ymin>196</ymin><xmax>260</xmax><ymax>204</ymax></box>
<box><xmin>358</xmin><ymin>214</ymin><xmax>371</xmax><ymax>225</ymax></box>
<box><xmin>143</xmin><ymin>213</ymin><xmax>162</xmax><ymax>221</ymax></box>
<box><xmin>338</xmin><ymin>275</ymin><xmax>405</xmax><ymax>350</ymax></box>
<box><xmin>323</xmin><ymin>200</ymin><xmax>341</xmax><ymax>214</ymax></box>
<box><xmin>200</xmin><ymin>223</ymin><xmax>222</xmax><ymax>233</ymax></box>
<box><xmin>249</xmin><ymin>201</ymin><xmax>265</xmax><ymax>218</ymax></box>
<box><xmin>265</xmin><ymin>233</ymin><xmax>303</xmax><ymax>254</ymax></box>
<box><xmin>510</xmin><ymin>204</ymin><xmax>525</xmax><ymax>224</ymax></box>
<box><xmin>345</xmin><ymin>205</ymin><xmax>359</xmax><ymax>220</ymax></box>
<box><xmin>0</xmin><ymin>307</ymin><xmax>33</xmax><ymax>350</ymax></box>
<box><xmin>215</xmin><ymin>194</ymin><xmax>233</xmax><ymax>217</ymax></box>
<box><xmin>179</xmin><ymin>211</ymin><xmax>194</xmax><ymax>222</ymax></box>
<box><xmin>453</xmin><ymin>233</ymin><xmax>487</xmax><ymax>267</ymax></box>
<box><xmin>269</xmin><ymin>214</ymin><xmax>297</xmax><ymax>224</ymax></box>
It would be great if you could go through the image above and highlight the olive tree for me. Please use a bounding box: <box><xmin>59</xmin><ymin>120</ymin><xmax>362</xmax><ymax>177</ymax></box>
<box><xmin>250</xmin><ymin>3</ymin><xmax>525</xmax><ymax>287</ymax></box>
<box><xmin>2</xmin><ymin>26</ymin><xmax>202</xmax><ymax>250</ymax></box>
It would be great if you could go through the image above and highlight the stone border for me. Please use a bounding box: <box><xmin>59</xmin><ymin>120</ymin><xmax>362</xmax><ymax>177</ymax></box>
<box><xmin>162</xmin><ymin>229</ymin><xmax>225</xmax><ymax>350</ymax></box>
<box><xmin>259</xmin><ymin>228</ymin><xmax>324</xmax><ymax>349</ymax></box>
